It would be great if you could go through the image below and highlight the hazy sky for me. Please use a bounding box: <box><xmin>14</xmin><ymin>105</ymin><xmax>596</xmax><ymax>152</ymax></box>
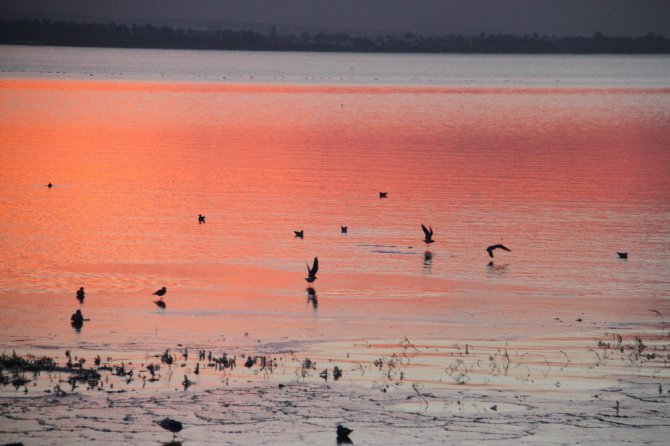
<box><xmin>1</xmin><ymin>0</ymin><xmax>669</xmax><ymax>36</ymax></box>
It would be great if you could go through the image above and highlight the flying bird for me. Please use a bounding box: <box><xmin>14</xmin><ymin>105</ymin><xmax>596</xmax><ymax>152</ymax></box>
<box><xmin>379</xmin><ymin>192</ymin><xmax>388</xmax><ymax>198</ymax></box>
<box><xmin>157</xmin><ymin>417</ymin><xmax>183</xmax><ymax>441</ymax></box>
<box><xmin>305</xmin><ymin>257</ymin><xmax>319</xmax><ymax>283</ymax></box>
<box><xmin>341</xmin><ymin>226</ymin><xmax>348</xmax><ymax>234</ymax></box>
<box><xmin>617</xmin><ymin>251</ymin><xmax>628</xmax><ymax>259</ymax></box>
<box><xmin>486</xmin><ymin>244</ymin><xmax>511</xmax><ymax>258</ymax></box>
<box><xmin>153</xmin><ymin>287</ymin><xmax>167</xmax><ymax>297</ymax></box>
<box><xmin>294</xmin><ymin>230</ymin><xmax>304</xmax><ymax>239</ymax></box>
<box><xmin>421</xmin><ymin>224</ymin><xmax>434</xmax><ymax>244</ymax></box>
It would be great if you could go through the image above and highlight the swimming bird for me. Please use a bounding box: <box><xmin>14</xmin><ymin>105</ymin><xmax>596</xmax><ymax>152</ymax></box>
<box><xmin>70</xmin><ymin>309</ymin><xmax>90</xmax><ymax>332</ymax></box>
<box><xmin>617</xmin><ymin>251</ymin><xmax>628</xmax><ymax>259</ymax></box>
<box><xmin>294</xmin><ymin>230</ymin><xmax>304</xmax><ymax>239</ymax></box>
<box><xmin>379</xmin><ymin>192</ymin><xmax>388</xmax><ymax>198</ymax></box>
<box><xmin>154</xmin><ymin>299</ymin><xmax>166</xmax><ymax>309</ymax></box>
<box><xmin>157</xmin><ymin>417</ymin><xmax>183</xmax><ymax>441</ymax></box>
<box><xmin>76</xmin><ymin>286</ymin><xmax>85</xmax><ymax>303</ymax></box>
<box><xmin>486</xmin><ymin>244</ymin><xmax>511</xmax><ymax>258</ymax></box>
<box><xmin>341</xmin><ymin>226</ymin><xmax>348</xmax><ymax>234</ymax></box>
<box><xmin>305</xmin><ymin>257</ymin><xmax>318</xmax><ymax>283</ymax></box>
<box><xmin>337</xmin><ymin>424</ymin><xmax>353</xmax><ymax>441</ymax></box>
<box><xmin>153</xmin><ymin>287</ymin><xmax>167</xmax><ymax>297</ymax></box>
<box><xmin>421</xmin><ymin>224</ymin><xmax>434</xmax><ymax>244</ymax></box>
<box><xmin>47</xmin><ymin>182</ymin><xmax>53</xmax><ymax>189</ymax></box>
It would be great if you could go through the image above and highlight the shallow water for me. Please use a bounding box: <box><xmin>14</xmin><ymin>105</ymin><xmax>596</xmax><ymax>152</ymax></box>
<box><xmin>1</xmin><ymin>45</ymin><xmax>669</xmax><ymax>444</ymax></box>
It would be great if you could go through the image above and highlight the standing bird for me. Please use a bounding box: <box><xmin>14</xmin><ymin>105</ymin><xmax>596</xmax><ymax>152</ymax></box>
<box><xmin>294</xmin><ymin>230</ymin><xmax>304</xmax><ymax>239</ymax></box>
<box><xmin>617</xmin><ymin>251</ymin><xmax>628</xmax><ymax>259</ymax></box>
<box><xmin>153</xmin><ymin>286</ymin><xmax>167</xmax><ymax>297</ymax></box>
<box><xmin>305</xmin><ymin>257</ymin><xmax>319</xmax><ymax>283</ymax></box>
<box><xmin>337</xmin><ymin>425</ymin><xmax>353</xmax><ymax>441</ymax></box>
<box><xmin>486</xmin><ymin>244</ymin><xmax>511</xmax><ymax>258</ymax></box>
<box><xmin>421</xmin><ymin>224</ymin><xmax>434</xmax><ymax>244</ymax></box>
<box><xmin>157</xmin><ymin>417</ymin><xmax>183</xmax><ymax>441</ymax></box>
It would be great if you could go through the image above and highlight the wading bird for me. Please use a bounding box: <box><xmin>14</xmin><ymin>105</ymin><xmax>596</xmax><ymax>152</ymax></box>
<box><xmin>486</xmin><ymin>244</ymin><xmax>511</xmax><ymax>258</ymax></box>
<box><xmin>305</xmin><ymin>257</ymin><xmax>319</xmax><ymax>283</ymax></box>
<box><xmin>76</xmin><ymin>286</ymin><xmax>85</xmax><ymax>303</ymax></box>
<box><xmin>157</xmin><ymin>417</ymin><xmax>183</xmax><ymax>441</ymax></box>
<box><xmin>153</xmin><ymin>287</ymin><xmax>167</xmax><ymax>297</ymax></box>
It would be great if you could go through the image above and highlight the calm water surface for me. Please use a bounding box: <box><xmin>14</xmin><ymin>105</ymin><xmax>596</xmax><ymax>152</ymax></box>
<box><xmin>0</xmin><ymin>45</ymin><xmax>669</xmax><ymax>353</ymax></box>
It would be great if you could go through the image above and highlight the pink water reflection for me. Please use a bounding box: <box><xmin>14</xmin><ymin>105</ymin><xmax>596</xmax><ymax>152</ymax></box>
<box><xmin>0</xmin><ymin>78</ymin><xmax>669</xmax><ymax>352</ymax></box>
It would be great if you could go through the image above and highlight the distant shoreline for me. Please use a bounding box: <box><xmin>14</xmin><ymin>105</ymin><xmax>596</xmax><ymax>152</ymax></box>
<box><xmin>1</xmin><ymin>18</ymin><xmax>669</xmax><ymax>54</ymax></box>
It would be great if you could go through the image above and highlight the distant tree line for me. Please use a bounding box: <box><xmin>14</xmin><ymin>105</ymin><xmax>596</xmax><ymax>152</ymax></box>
<box><xmin>1</xmin><ymin>19</ymin><xmax>669</xmax><ymax>54</ymax></box>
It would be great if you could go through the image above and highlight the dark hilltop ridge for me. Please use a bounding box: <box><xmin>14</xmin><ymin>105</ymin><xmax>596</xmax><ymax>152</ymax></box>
<box><xmin>1</xmin><ymin>18</ymin><xmax>669</xmax><ymax>54</ymax></box>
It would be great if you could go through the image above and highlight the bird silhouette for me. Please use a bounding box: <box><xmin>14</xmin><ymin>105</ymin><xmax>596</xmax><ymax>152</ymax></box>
<box><xmin>341</xmin><ymin>226</ymin><xmax>348</xmax><ymax>234</ymax></box>
<box><xmin>47</xmin><ymin>182</ymin><xmax>53</xmax><ymax>189</ymax></box>
<box><xmin>305</xmin><ymin>257</ymin><xmax>319</xmax><ymax>283</ymax></box>
<box><xmin>70</xmin><ymin>309</ymin><xmax>85</xmax><ymax>331</ymax></box>
<box><xmin>617</xmin><ymin>251</ymin><xmax>628</xmax><ymax>259</ymax></box>
<box><xmin>154</xmin><ymin>299</ymin><xmax>166</xmax><ymax>309</ymax></box>
<box><xmin>379</xmin><ymin>192</ymin><xmax>388</xmax><ymax>198</ymax></box>
<box><xmin>486</xmin><ymin>244</ymin><xmax>511</xmax><ymax>258</ymax></box>
<box><xmin>294</xmin><ymin>230</ymin><xmax>304</xmax><ymax>239</ymax></box>
<box><xmin>337</xmin><ymin>424</ymin><xmax>353</xmax><ymax>442</ymax></box>
<box><xmin>153</xmin><ymin>287</ymin><xmax>167</xmax><ymax>297</ymax></box>
<box><xmin>76</xmin><ymin>286</ymin><xmax>85</xmax><ymax>303</ymax></box>
<box><xmin>421</xmin><ymin>224</ymin><xmax>434</xmax><ymax>244</ymax></box>
<box><xmin>198</xmin><ymin>214</ymin><xmax>206</xmax><ymax>224</ymax></box>
<box><xmin>157</xmin><ymin>418</ymin><xmax>183</xmax><ymax>441</ymax></box>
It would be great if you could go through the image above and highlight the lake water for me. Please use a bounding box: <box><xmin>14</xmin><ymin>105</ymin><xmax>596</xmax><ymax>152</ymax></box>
<box><xmin>1</xmin><ymin>44</ymin><xmax>669</xmax><ymax>344</ymax></box>
<box><xmin>0</xmin><ymin>45</ymin><xmax>669</xmax><ymax>444</ymax></box>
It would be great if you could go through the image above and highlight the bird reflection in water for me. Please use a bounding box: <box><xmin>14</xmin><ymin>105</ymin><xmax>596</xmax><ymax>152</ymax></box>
<box><xmin>487</xmin><ymin>261</ymin><xmax>509</xmax><ymax>275</ymax></box>
<box><xmin>307</xmin><ymin>287</ymin><xmax>318</xmax><ymax>309</ymax></box>
<box><xmin>423</xmin><ymin>250</ymin><xmax>433</xmax><ymax>270</ymax></box>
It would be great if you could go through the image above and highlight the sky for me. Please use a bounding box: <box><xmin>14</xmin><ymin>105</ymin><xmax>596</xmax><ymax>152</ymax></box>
<box><xmin>1</xmin><ymin>0</ymin><xmax>669</xmax><ymax>37</ymax></box>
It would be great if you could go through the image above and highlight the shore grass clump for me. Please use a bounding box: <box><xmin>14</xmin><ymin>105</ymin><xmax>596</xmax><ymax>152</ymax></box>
<box><xmin>594</xmin><ymin>332</ymin><xmax>668</xmax><ymax>366</ymax></box>
<box><xmin>296</xmin><ymin>357</ymin><xmax>316</xmax><ymax>379</ymax></box>
<box><xmin>160</xmin><ymin>349</ymin><xmax>174</xmax><ymax>365</ymax></box>
<box><xmin>0</xmin><ymin>351</ymin><xmax>57</xmax><ymax>373</ymax></box>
